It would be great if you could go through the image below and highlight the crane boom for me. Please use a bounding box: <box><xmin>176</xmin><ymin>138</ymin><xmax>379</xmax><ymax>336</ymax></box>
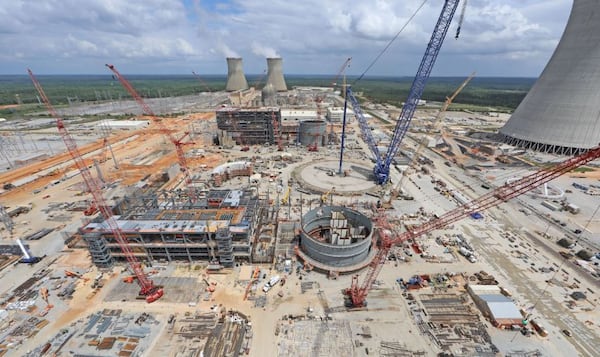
<box><xmin>390</xmin><ymin>72</ymin><xmax>475</xmax><ymax>199</ymax></box>
<box><xmin>331</xmin><ymin>57</ymin><xmax>352</xmax><ymax>87</ymax></box>
<box><xmin>347</xmin><ymin>0</ymin><xmax>461</xmax><ymax>185</ymax></box>
<box><xmin>106</xmin><ymin>64</ymin><xmax>196</xmax><ymax>202</ymax></box>
<box><xmin>377</xmin><ymin>0</ymin><xmax>461</xmax><ymax>184</ymax></box>
<box><xmin>28</xmin><ymin>69</ymin><xmax>163</xmax><ymax>303</ymax></box>
<box><xmin>191</xmin><ymin>70</ymin><xmax>212</xmax><ymax>92</ymax></box>
<box><xmin>347</xmin><ymin>144</ymin><xmax>600</xmax><ymax>307</ymax></box>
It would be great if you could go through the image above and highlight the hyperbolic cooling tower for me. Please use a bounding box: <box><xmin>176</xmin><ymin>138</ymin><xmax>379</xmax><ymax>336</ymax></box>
<box><xmin>225</xmin><ymin>58</ymin><xmax>249</xmax><ymax>92</ymax></box>
<box><xmin>265</xmin><ymin>58</ymin><xmax>287</xmax><ymax>91</ymax></box>
<box><xmin>499</xmin><ymin>0</ymin><xmax>600</xmax><ymax>155</ymax></box>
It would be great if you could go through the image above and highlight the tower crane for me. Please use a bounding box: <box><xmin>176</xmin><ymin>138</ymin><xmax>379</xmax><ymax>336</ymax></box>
<box><xmin>386</xmin><ymin>72</ymin><xmax>475</xmax><ymax>204</ymax></box>
<box><xmin>106</xmin><ymin>64</ymin><xmax>196</xmax><ymax>202</ymax></box>
<box><xmin>346</xmin><ymin>0</ymin><xmax>461</xmax><ymax>184</ymax></box>
<box><xmin>28</xmin><ymin>69</ymin><xmax>163</xmax><ymax>303</ymax></box>
<box><xmin>346</xmin><ymin>144</ymin><xmax>600</xmax><ymax>307</ymax></box>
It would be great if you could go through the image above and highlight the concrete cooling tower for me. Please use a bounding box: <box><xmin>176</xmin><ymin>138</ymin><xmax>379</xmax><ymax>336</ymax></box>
<box><xmin>499</xmin><ymin>0</ymin><xmax>600</xmax><ymax>155</ymax></box>
<box><xmin>265</xmin><ymin>58</ymin><xmax>287</xmax><ymax>91</ymax></box>
<box><xmin>225</xmin><ymin>58</ymin><xmax>249</xmax><ymax>92</ymax></box>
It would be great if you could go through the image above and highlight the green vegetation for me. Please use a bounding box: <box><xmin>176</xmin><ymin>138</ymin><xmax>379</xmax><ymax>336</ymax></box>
<box><xmin>0</xmin><ymin>74</ymin><xmax>534</xmax><ymax>112</ymax></box>
<box><xmin>573</xmin><ymin>166</ymin><xmax>595</xmax><ymax>173</ymax></box>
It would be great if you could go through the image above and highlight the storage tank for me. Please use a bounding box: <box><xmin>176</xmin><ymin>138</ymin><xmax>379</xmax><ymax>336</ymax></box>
<box><xmin>299</xmin><ymin>120</ymin><xmax>327</xmax><ymax>147</ymax></box>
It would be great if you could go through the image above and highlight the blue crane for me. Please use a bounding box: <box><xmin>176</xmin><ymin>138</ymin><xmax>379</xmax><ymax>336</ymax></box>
<box><xmin>344</xmin><ymin>0</ymin><xmax>461</xmax><ymax>184</ymax></box>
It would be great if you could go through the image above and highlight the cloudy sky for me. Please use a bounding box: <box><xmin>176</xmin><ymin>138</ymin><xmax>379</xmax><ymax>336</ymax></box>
<box><xmin>0</xmin><ymin>0</ymin><xmax>572</xmax><ymax>77</ymax></box>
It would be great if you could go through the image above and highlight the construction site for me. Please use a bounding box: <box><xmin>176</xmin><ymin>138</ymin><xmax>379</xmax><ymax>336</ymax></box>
<box><xmin>1</xmin><ymin>1</ymin><xmax>600</xmax><ymax>356</ymax></box>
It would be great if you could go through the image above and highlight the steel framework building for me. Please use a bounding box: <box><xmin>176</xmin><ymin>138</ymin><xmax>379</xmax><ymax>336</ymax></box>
<box><xmin>499</xmin><ymin>0</ymin><xmax>600</xmax><ymax>155</ymax></box>
<box><xmin>216</xmin><ymin>107</ymin><xmax>280</xmax><ymax>145</ymax></box>
<box><xmin>83</xmin><ymin>189</ymin><xmax>261</xmax><ymax>268</ymax></box>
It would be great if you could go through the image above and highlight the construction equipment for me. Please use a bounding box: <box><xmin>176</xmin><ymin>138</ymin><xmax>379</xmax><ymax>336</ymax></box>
<box><xmin>321</xmin><ymin>187</ymin><xmax>335</xmax><ymax>205</ymax></box>
<box><xmin>203</xmin><ymin>277</ymin><xmax>217</xmax><ymax>292</ymax></box>
<box><xmin>346</xmin><ymin>144</ymin><xmax>600</xmax><ymax>308</ymax></box>
<box><xmin>243</xmin><ymin>266</ymin><xmax>261</xmax><ymax>301</ymax></box>
<box><xmin>16</xmin><ymin>238</ymin><xmax>41</xmax><ymax>264</ymax></box>
<box><xmin>28</xmin><ymin>69</ymin><xmax>163</xmax><ymax>303</ymax></box>
<box><xmin>65</xmin><ymin>270</ymin><xmax>87</xmax><ymax>280</ymax></box>
<box><xmin>38</xmin><ymin>287</ymin><xmax>53</xmax><ymax>316</ymax></box>
<box><xmin>105</xmin><ymin>64</ymin><xmax>197</xmax><ymax>202</ymax></box>
<box><xmin>455</xmin><ymin>0</ymin><xmax>468</xmax><ymax>39</ymax></box>
<box><xmin>331</xmin><ymin>57</ymin><xmax>352</xmax><ymax>88</ymax></box>
<box><xmin>191</xmin><ymin>70</ymin><xmax>212</xmax><ymax>92</ymax></box>
<box><xmin>346</xmin><ymin>0</ymin><xmax>461</xmax><ymax>184</ymax></box>
<box><xmin>281</xmin><ymin>186</ymin><xmax>291</xmax><ymax>205</ymax></box>
<box><xmin>386</xmin><ymin>72</ymin><xmax>475</xmax><ymax>203</ymax></box>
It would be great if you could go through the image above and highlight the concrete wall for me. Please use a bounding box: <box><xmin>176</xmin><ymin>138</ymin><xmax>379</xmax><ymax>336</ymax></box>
<box><xmin>300</xmin><ymin>206</ymin><xmax>372</xmax><ymax>268</ymax></box>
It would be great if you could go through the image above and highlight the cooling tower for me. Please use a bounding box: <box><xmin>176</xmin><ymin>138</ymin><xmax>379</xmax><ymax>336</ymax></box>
<box><xmin>265</xmin><ymin>58</ymin><xmax>287</xmax><ymax>91</ymax></box>
<box><xmin>499</xmin><ymin>0</ymin><xmax>600</xmax><ymax>155</ymax></box>
<box><xmin>225</xmin><ymin>57</ymin><xmax>249</xmax><ymax>92</ymax></box>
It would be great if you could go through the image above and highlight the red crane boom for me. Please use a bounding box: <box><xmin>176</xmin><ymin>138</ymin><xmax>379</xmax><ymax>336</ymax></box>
<box><xmin>191</xmin><ymin>70</ymin><xmax>212</xmax><ymax>93</ymax></box>
<box><xmin>105</xmin><ymin>64</ymin><xmax>196</xmax><ymax>202</ymax></box>
<box><xmin>28</xmin><ymin>69</ymin><xmax>163</xmax><ymax>303</ymax></box>
<box><xmin>347</xmin><ymin>145</ymin><xmax>600</xmax><ymax>307</ymax></box>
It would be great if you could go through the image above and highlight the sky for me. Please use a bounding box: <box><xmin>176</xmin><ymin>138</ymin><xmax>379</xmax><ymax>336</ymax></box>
<box><xmin>0</xmin><ymin>0</ymin><xmax>572</xmax><ymax>77</ymax></box>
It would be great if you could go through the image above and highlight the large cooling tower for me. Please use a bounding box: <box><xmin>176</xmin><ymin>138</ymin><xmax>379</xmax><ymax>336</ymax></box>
<box><xmin>265</xmin><ymin>58</ymin><xmax>287</xmax><ymax>91</ymax></box>
<box><xmin>225</xmin><ymin>58</ymin><xmax>249</xmax><ymax>92</ymax></box>
<box><xmin>499</xmin><ymin>0</ymin><xmax>600</xmax><ymax>155</ymax></box>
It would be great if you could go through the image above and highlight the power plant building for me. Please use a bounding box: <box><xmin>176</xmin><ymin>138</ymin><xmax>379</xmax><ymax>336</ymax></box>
<box><xmin>499</xmin><ymin>0</ymin><xmax>600</xmax><ymax>155</ymax></box>
<box><xmin>216</xmin><ymin>107</ymin><xmax>280</xmax><ymax>145</ymax></box>
<box><xmin>82</xmin><ymin>189</ymin><xmax>261</xmax><ymax>268</ymax></box>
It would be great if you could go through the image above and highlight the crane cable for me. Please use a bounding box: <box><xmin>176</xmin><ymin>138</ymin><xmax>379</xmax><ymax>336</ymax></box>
<box><xmin>353</xmin><ymin>0</ymin><xmax>429</xmax><ymax>85</ymax></box>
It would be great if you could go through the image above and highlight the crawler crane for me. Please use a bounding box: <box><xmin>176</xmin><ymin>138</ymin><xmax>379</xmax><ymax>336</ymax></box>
<box><xmin>106</xmin><ymin>64</ymin><xmax>197</xmax><ymax>202</ymax></box>
<box><xmin>346</xmin><ymin>144</ymin><xmax>600</xmax><ymax>307</ymax></box>
<box><xmin>28</xmin><ymin>69</ymin><xmax>163</xmax><ymax>303</ymax></box>
<box><xmin>346</xmin><ymin>0</ymin><xmax>462</xmax><ymax>184</ymax></box>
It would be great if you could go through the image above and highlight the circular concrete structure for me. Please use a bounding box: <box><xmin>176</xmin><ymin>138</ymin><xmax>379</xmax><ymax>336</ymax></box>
<box><xmin>293</xmin><ymin>160</ymin><xmax>377</xmax><ymax>194</ymax></box>
<box><xmin>300</xmin><ymin>206</ymin><xmax>373</xmax><ymax>269</ymax></box>
<box><xmin>299</xmin><ymin>120</ymin><xmax>327</xmax><ymax>146</ymax></box>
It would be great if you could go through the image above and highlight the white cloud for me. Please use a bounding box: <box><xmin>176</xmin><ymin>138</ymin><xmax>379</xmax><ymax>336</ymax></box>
<box><xmin>0</xmin><ymin>0</ymin><xmax>573</xmax><ymax>76</ymax></box>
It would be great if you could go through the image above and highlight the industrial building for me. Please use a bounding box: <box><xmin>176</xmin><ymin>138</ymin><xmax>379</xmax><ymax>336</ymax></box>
<box><xmin>216</xmin><ymin>107</ymin><xmax>280</xmax><ymax>145</ymax></box>
<box><xmin>467</xmin><ymin>285</ymin><xmax>523</xmax><ymax>328</ymax></box>
<box><xmin>82</xmin><ymin>189</ymin><xmax>262</xmax><ymax>268</ymax></box>
<box><xmin>499</xmin><ymin>0</ymin><xmax>600</xmax><ymax>155</ymax></box>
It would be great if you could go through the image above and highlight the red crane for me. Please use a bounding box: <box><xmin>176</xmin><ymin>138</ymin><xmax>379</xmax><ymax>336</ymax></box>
<box><xmin>191</xmin><ymin>70</ymin><xmax>212</xmax><ymax>93</ymax></box>
<box><xmin>106</xmin><ymin>64</ymin><xmax>196</xmax><ymax>202</ymax></box>
<box><xmin>330</xmin><ymin>57</ymin><xmax>352</xmax><ymax>88</ymax></box>
<box><xmin>271</xmin><ymin>109</ymin><xmax>283</xmax><ymax>151</ymax></box>
<box><xmin>346</xmin><ymin>145</ymin><xmax>600</xmax><ymax>307</ymax></box>
<box><xmin>28</xmin><ymin>69</ymin><xmax>163</xmax><ymax>303</ymax></box>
